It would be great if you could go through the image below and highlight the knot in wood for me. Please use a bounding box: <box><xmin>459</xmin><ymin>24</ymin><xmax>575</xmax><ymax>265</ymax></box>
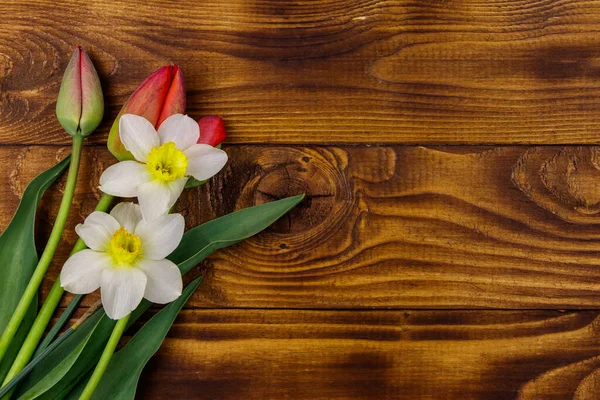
<box><xmin>252</xmin><ymin>148</ymin><xmax>344</xmax><ymax>235</ymax></box>
<box><xmin>513</xmin><ymin>146</ymin><xmax>600</xmax><ymax>223</ymax></box>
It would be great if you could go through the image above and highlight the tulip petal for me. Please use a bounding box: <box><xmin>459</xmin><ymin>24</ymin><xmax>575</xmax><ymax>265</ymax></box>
<box><xmin>56</xmin><ymin>47</ymin><xmax>82</xmax><ymax>136</ymax></box>
<box><xmin>101</xmin><ymin>267</ymin><xmax>147</xmax><ymax>320</ymax></box>
<box><xmin>60</xmin><ymin>250</ymin><xmax>111</xmax><ymax>294</ymax></box>
<box><xmin>109</xmin><ymin>202</ymin><xmax>142</xmax><ymax>233</ymax></box>
<box><xmin>119</xmin><ymin>114</ymin><xmax>160</xmax><ymax>162</ymax></box>
<box><xmin>184</xmin><ymin>144</ymin><xmax>228</xmax><ymax>181</ymax></box>
<box><xmin>121</xmin><ymin>66</ymin><xmax>173</xmax><ymax>126</ymax></box>
<box><xmin>79</xmin><ymin>48</ymin><xmax>104</xmax><ymax>136</ymax></box>
<box><xmin>99</xmin><ymin>161</ymin><xmax>151</xmax><ymax>197</ymax></box>
<box><xmin>75</xmin><ymin>211</ymin><xmax>120</xmax><ymax>251</ymax></box>
<box><xmin>135</xmin><ymin>213</ymin><xmax>184</xmax><ymax>260</ymax></box>
<box><xmin>138</xmin><ymin>259</ymin><xmax>182</xmax><ymax>303</ymax></box>
<box><xmin>157</xmin><ymin>66</ymin><xmax>186</xmax><ymax>127</ymax></box>
<box><xmin>197</xmin><ymin>116</ymin><xmax>227</xmax><ymax>147</ymax></box>
<box><xmin>157</xmin><ymin>114</ymin><xmax>199</xmax><ymax>150</ymax></box>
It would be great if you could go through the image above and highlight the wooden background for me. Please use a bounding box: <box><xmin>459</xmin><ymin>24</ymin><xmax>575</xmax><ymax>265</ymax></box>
<box><xmin>2</xmin><ymin>0</ymin><xmax>600</xmax><ymax>398</ymax></box>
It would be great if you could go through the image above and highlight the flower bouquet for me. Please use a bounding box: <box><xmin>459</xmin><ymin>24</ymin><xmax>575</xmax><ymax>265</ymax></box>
<box><xmin>0</xmin><ymin>47</ymin><xmax>303</xmax><ymax>399</ymax></box>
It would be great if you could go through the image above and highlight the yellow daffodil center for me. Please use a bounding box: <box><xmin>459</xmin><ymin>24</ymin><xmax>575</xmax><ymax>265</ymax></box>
<box><xmin>108</xmin><ymin>227</ymin><xmax>142</xmax><ymax>266</ymax></box>
<box><xmin>146</xmin><ymin>142</ymin><xmax>188</xmax><ymax>182</ymax></box>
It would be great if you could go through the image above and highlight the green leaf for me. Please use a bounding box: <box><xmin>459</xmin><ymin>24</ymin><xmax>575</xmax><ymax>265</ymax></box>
<box><xmin>170</xmin><ymin>194</ymin><xmax>305</xmax><ymax>274</ymax></box>
<box><xmin>17</xmin><ymin>316</ymin><xmax>101</xmax><ymax>400</ymax></box>
<box><xmin>16</xmin><ymin>195</ymin><xmax>304</xmax><ymax>399</ymax></box>
<box><xmin>65</xmin><ymin>278</ymin><xmax>202</xmax><ymax>400</ymax></box>
<box><xmin>183</xmin><ymin>177</ymin><xmax>206</xmax><ymax>189</ymax></box>
<box><xmin>14</xmin><ymin>311</ymin><xmax>114</xmax><ymax>400</ymax></box>
<box><xmin>0</xmin><ymin>156</ymin><xmax>70</xmax><ymax>382</ymax></box>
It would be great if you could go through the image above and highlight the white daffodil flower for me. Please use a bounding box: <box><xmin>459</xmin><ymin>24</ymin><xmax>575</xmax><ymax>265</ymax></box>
<box><xmin>99</xmin><ymin>113</ymin><xmax>228</xmax><ymax>221</ymax></box>
<box><xmin>60</xmin><ymin>202</ymin><xmax>184</xmax><ymax>320</ymax></box>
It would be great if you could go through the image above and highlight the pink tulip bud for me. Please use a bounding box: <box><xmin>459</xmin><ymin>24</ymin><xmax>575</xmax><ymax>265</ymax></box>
<box><xmin>197</xmin><ymin>116</ymin><xmax>227</xmax><ymax>147</ymax></box>
<box><xmin>107</xmin><ymin>65</ymin><xmax>186</xmax><ymax>160</ymax></box>
<box><xmin>56</xmin><ymin>46</ymin><xmax>104</xmax><ymax>136</ymax></box>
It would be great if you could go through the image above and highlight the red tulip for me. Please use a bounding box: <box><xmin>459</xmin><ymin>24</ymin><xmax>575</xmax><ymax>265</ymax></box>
<box><xmin>197</xmin><ymin>116</ymin><xmax>227</xmax><ymax>147</ymax></box>
<box><xmin>107</xmin><ymin>65</ymin><xmax>185</xmax><ymax>160</ymax></box>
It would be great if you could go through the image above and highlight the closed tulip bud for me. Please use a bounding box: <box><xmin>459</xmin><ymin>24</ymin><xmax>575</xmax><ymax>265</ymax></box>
<box><xmin>56</xmin><ymin>46</ymin><xmax>104</xmax><ymax>137</ymax></box>
<box><xmin>107</xmin><ymin>65</ymin><xmax>185</xmax><ymax>160</ymax></box>
<box><xmin>197</xmin><ymin>116</ymin><xmax>227</xmax><ymax>147</ymax></box>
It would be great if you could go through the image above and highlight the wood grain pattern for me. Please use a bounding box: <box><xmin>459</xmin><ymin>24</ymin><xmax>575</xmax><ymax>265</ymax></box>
<box><xmin>3</xmin><ymin>1</ymin><xmax>600</xmax><ymax>397</ymax></box>
<box><xmin>130</xmin><ymin>309</ymin><xmax>600</xmax><ymax>400</ymax></box>
<box><xmin>5</xmin><ymin>1</ymin><xmax>600</xmax><ymax>144</ymax></box>
<box><xmin>2</xmin><ymin>144</ymin><xmax>599</xmax><ymax>309</ymax></box>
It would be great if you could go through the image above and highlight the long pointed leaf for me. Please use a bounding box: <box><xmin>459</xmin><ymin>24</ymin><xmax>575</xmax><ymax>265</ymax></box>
<box><xmin>65</xmin><ymin>278</ymin><xmax>202</xmax><ymax>400</ymax></box>
<box><xmin>14</xmin><ymin>312</ymin><xmax>114</xmax><ymax>399</ymax></box>
<box><xmin>16</xmin><ymin>195</ymin><xmax>304</xmax><ymax>399</ymax></box>
<box><xmin>18</xmin><ymin>316</ymin><xmax>101</xmax><ymax>400</ymax></box>
<box><xmin>170</xmin><ymin>194</ymin><xmax>305</xmax><ymax>274</ymax></box>
<box><xmin>0</xmin><ymin>156</ymin><xmax>71</xmax><ymax>382</ymax></box>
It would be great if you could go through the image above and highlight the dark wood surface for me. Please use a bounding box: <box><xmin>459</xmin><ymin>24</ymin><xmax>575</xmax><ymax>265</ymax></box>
<box><xmin>2</xmin><ymin>0</ymin><xmax>600</xmax><ymax>398</ymax></box>
<box><xmin>133</xmin><ymin>310</ymin><xmax>600</xmax><ymax>400</ymax></box>
<box><xmin>4</xmin><ymin>0</ymin><xmax>600</xmax><ymax>145</ymax></box>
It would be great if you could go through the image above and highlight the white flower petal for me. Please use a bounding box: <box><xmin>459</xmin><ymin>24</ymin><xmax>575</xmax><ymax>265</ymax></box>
<box><xmin>109</xmin><ymin>202</ymin><xmax>142</xmax><ymax>232</ymax></box>
<box><xmin>167</xmin><ymin>177</ymin><xmax>187</xmax><ymax>207</ymax></box>
<box><xmin>138</xmin><ymin>259</ymin><xmax>182</xmax><ymax>303</ymax></box>
<box><xmin>60</xmin><ymin>250</ymin><xmax>111</xmax><ymax>294</ymax></box>
<box><xmin>75</xmin><ymin>212</ymin><xmax>120</xmax><ymax>251</ymax></box>
<box><xmin>184</xmin><ymin>144</ymin><xmax>228</xmax><ymax>181</ymax></box>
<box><xmin>157</xmin><ymin>114</ymin><xmax>199</xmax><ymax>150</ymax></box>
<box><xmin>135</xmin><ymin>213</ymin><xmax>184</xmax><ymax>260</ymax></box>
<box><xmin>137</xmin><ymin>181</ymin><xmax>170</xmax><ymax>222</ymax></box>
<box><xmin>119</xmin><ymin>114</ymin><xmax>160</xmax><ymax>162</ymax></box>
<box><xmin>137</xmin><ymin>178</ymin><xmax>186</xmax><ymax>222</ymax></box>
<box><xmin>99</xmin><ymin>161</ymin><xmax>151</xmax><ymax>197</ymax></box>
<box><xmin>100</xmin><ymin>267</ymin><xmax>147</xmax><ymax>320</ymax></box>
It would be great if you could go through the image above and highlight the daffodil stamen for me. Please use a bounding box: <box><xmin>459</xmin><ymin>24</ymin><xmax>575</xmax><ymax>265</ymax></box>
<box><xmin>108</xmin><ymin>227</ymin><xmax>142</xmax><ymax>266</ymax></box>
<box><xmin>146</xmin><ymin>142</ymin><xmax>188</xmax><ymax>182</ymax></box>
<box><xmin>61</xmin><ymin>203</ymin><xmax>184</xmax><ymax>320</ymax></box>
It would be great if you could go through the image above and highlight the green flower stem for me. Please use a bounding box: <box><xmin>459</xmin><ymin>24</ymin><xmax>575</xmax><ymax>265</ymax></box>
<box><xmin>0</xmin><ymin>134</ymin><xmax>84</xmax><ymax>366</ymax></box>
<box><xmin>0</xmin><ymin>300</ymin><xmax>104</xmax><ymax>399</ymax></box>
<box><xmin>78</xmin><ymin>314</ymin><xmax>130</xmax><ymax>400</ymax></box>
<box><xmin>35</xmin><ymin>193</ymin><xmax>114</xmax><ymax>355</ymax></box>
<box><xmin>0</xmin><ymin>192</ymin><xmax>113</xmax><ymax>389</ymax></box>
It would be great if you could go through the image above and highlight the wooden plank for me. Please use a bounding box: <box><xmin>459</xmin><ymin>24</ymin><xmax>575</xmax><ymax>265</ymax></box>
<box><xmin>3</xmin><ymin>1</ymin><xmax>600</xmax><ymax>144</ymax></box>
<box><xmin>129</xmin><ymin>309</ymin><xmax>600</xmax><ymax>400</ymax></box>
<box><xmin>3</xmin><ymin>145</ymin><xmax>600</xmax><ymax>309</ymax></box>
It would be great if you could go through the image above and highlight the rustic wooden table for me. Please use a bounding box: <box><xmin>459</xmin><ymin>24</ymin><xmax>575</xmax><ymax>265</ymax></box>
<box><xmin>2</xmin><ymin>0</ymin><xmax>600</xmax><ymax>398</ymax></box>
